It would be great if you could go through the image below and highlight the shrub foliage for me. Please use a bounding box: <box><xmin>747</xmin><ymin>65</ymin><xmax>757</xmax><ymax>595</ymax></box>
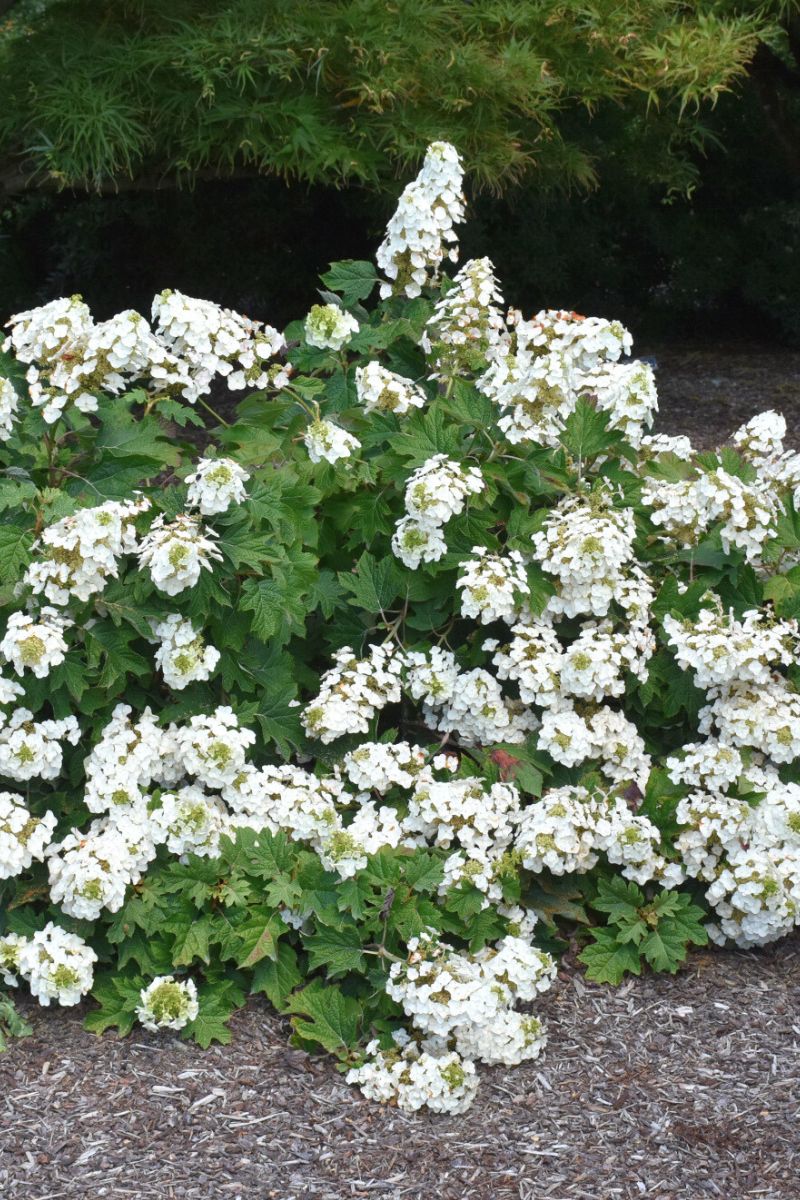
<box><xmin>1</xmin><ymin>142</ymin><xmax>800</xmax><ymax>1112</ymax></box>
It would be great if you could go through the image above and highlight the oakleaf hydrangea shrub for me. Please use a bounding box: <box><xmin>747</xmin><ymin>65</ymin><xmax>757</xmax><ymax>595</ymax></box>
<box><xmin>2</xmin><ymin>142</ymin><xmax>800</xmax><ymax>1112</ymax></box>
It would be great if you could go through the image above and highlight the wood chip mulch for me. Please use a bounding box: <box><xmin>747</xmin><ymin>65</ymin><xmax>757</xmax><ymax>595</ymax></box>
<box><xmin>2</xmin><ymin>347</ymin><xmax>800</xmax><ymax>1200</ymax></box>
<box><xmin>2</xmin><ymin>937</ymin><xmax>799</xmax><ymax>1200</ymax></box>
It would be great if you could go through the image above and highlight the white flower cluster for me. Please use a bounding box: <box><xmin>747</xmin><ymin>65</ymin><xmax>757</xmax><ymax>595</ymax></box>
<box><xmin>420</xmin><ymin>257</ymin><xmax>506</xmax><ymax>379</ymax></box>
<box><xmin>476</xmin><ymin>308</ymin><xmax>641</xmax><ymax>447</ymax></box>
<box><xmin>138</xmin><ymin>513</ymin><xmax>223</xmax><ymax>596</ymax></box>
<box><xmin>0</xmin><ymin>708</ymin><xmax>80</xmax><ymax>782</ymax></box>
<box><xmin>392</xmin><ymin>454</ymin><xmax>484</xmax><ymax>569</ymax></box>
<box><xmin>373</xmin><ymin>928</ymin><xmax>554</xmax><ymax>1092</ymax></box>
<box><xmin>347</xmin><ymin>1037</ymin><xmax>478</xmax><ymax>1114</ymax></box>
<box><xmin>152</xmin><ymin>614</ymin><xmax>220</xmax><ymax>690</ymax></box>
<box><xmin>664</xmin><ymin>606</ymin><xmax>797</xmax><ymax>691</ymax></box>
<box><xmin>671</xmin><ymin>769</ymin><xmax>800</xmax><ymax>947</ymax></box>
<box><xmin>152</xmin><ymin>289</ymin><xmax>285</xmax><ymax>394</ymax></box>
<box><xmin>377</xmin><ymin>141</ymin><xmax>465</xmax><ymax>298</ymax></box>
<box><xmin>456</xmin><ymin>547</ymin><xmax>529</xmax><ymax>624</ymax></box>
<box><xmin>657</xmin><ymin>590</ymin><xmax>800</xmax><ymax>945</ymax></box>
<box><xmin>0</xmin><ymin>791</ymin><xmax>57</xmax><ymax>878</ymax></box>
<box><xmin>24</xmin><ymin>497</ymin><xmax>150</xmax><ymax>604</ymax></box>
<box><xmin>303</xmin><ymin>303</ymin><xmax>359</xmax><ymax>351</ymax></box>
<box><xmin>642</xmin><ymin>468</ymin><xmax>777</xmax><ymax>563</ymax></box>
<box><xmin>516</xmin><ymin>784</ymin><xmax>682</xmax><ymax>887</ymax></box>
<box><xmin>303</xmin><ymin>417</ymin><xmax>360</xmax><ymax>465</ymax></box>
<box><xmin>355</xmin><ymin>361</ymin><xmax>427</xmax><ymax>415</ymax></box>
<box><xmin>2</xmin><ymin>289</ymin><xmax>286</xmax><ymax>423</ymax></box>
<box><xmin>531</xmin><ymin>489</ymin><xmax>637</xmax><ymax>618</ymax></box>
<box><xmin>3</xmin><ymin>923</ymin><xmax>97</xmax><ymax>1006</ymax></box>
<box><xmin>136</xmin><ymin>975</ymin><xmax>199</xmax><ymax>1032</ymax></box>
<box><xmin>0</xmin><ymin>607</ymin><xmax>71</xmax><ymax>678</ymax></box>
<box><xmin>406</xmin><ymin>645</ymin><xmax>535</xmax><ymax>747</ymax></box>
<box><xmin>302</xmin><ymin>644</ymin><xmax>404</xmax><ymax>743</ymax></box>
<box><xmin>185</xmin><ymin>456</ymin><xmax>249</xmax><ymax>515</ymax></box>
<box><xmin>0</xmin><ymin>376</ymin><xmax>19</xmax><ymax>440</ymax></box>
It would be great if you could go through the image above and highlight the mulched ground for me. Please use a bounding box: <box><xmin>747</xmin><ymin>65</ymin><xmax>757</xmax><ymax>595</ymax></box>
<box><xmin>2</xmin><ymin>346</ymin><xmax>800</xmax><ymax>1200</ymax></box>
<box><xmin>2</xmin><ymin>938</ymin><xmax>799</xmax><ymax>1200</ymax></box>
<box><xmin>646</xmin><ymin>342</ymin><xmax>800</xmax><ymax>448</ymax></box>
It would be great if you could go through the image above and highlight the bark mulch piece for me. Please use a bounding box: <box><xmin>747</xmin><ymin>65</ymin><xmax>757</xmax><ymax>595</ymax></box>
<box><xmin>2</xmin><ymin>937</ymin><xmax>798</xmax><ymax>1200</ymax></box>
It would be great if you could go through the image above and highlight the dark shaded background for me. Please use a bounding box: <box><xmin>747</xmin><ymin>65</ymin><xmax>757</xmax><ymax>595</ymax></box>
<box><xmin>1</xmin><ymin>88</ymin><xmax>798</xmax><ymax>343</ymax></box>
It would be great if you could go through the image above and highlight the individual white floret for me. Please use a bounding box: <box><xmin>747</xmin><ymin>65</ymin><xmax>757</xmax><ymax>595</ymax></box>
<box><xmin>0</xmin><ymin>608</ymin><xmax>71</xmax><ymax>678</ymax></box>
<box><xmin>136</xmin><ymin>975</ymin><xmax>199</xmax><ymax>1032</ymax></box>
<box><xmin>150</xmin><ymin>784</ymin><xmax>230</xmax><ymax>859</ymax></box>
<box><xmin>24</xmin><ymin>496</ymin><xmax>150</xmax><ymax>605</ymax></box>
<box><xmin>302</xmin><ymin>644</ymin><xmax>404</xmax><ymax>744</ymax></box>
<box><xmin>152</xmin><ymin>615</ymin><xmax>220</xmax><ymax>690</ymax></box>
<box><xmin>0</xmin><ymin>791</ymin><xmax>57</xmax><ymax>879</ymax></box>
<box><xmin>377</xmin><ymin>141</ymin><xmax>465</xmax><ymax>299</ymax></box>
<box><xmin>138</xmin><ymin>513</ymin><xmax>222</xmax><ymax>596</ymax></box>
<box><xmin>0</xmin><ymin>709</ymin><xmax>80</xmax><ymax>782</ymax></box>
<box><xmin>303</xmin><ymin>417</ymin><xmax>360</xmax><ymax>464</ymax></box>
<box><xmin>456</xmin><ymin>547</ymin><xmax>529</xmax><ymax>624</ymax></box>
<box><xmin>403</xmin><ymin>454</ymin><xmax>485</xmax><ymax>527</ymax></box>
<box><xmin>0</xmin><ymin>671</ymin><xmax>24</xmax><ymax>706</ymax></box>
<box><xmin>17</xmin><ymin>922</ymin><xmax>97</xmax><ymax>1007</ymax></box>
<box><xmin>347</xmin><ymin>1040</ymin><xmax>479</xmax><ymax>1114</ymax></box>
<box><xmin>185</xmin><ymin>456</ymin><xmax>249</xmax><ymax>516</ymax></box>
<box><xmin>304</xmin><ymin>304</ymin><xmax>359</xmax><ymax>351</ymax></box>
<box><xmin>355</xmin><ymin>361</ymin><xmax>427</xmax><ymax>414</ymax></box>
<box><xmin>391</xmin><ymin>516</ymin><xmax>448</xmax><ymax>568</ymax></box>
